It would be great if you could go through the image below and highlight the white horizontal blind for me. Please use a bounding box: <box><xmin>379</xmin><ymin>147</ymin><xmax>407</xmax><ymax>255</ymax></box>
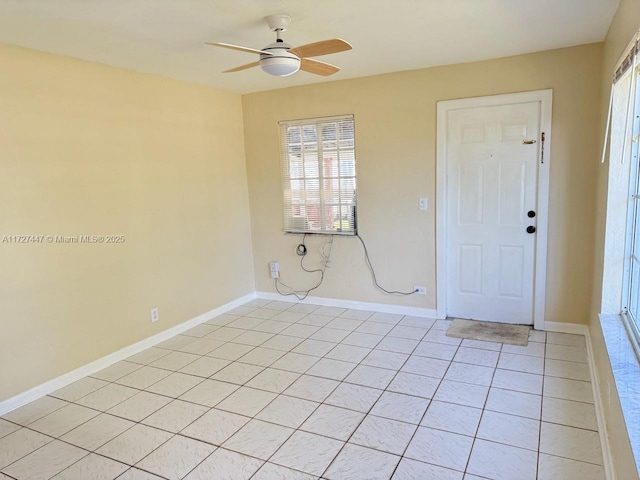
<box><xmin>614</xmin><ymin>35</ymin><xmax>640</xmax><ymax>84</ymax></box>
<box><xmin>279</xmin><ymin>115</ymin><xmax>357</xmax><ymax>235</ymax></box>
<box><xmin>603</xmin><ymin>32</ymin><xmax>640</xmax><ymax>163</ymax></box>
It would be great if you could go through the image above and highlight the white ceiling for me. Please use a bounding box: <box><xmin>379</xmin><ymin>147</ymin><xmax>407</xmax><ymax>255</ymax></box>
<box><xmin>0</xmin><ymin>0</ymin><xmax>620</xmax><ymax>94</ymax></box>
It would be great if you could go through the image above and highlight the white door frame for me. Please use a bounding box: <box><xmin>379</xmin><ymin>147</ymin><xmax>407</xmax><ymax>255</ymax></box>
<box><xmin>436</xmin><ymin>89</ymin><xmax>553</xmax><ymax>331</ymax></box>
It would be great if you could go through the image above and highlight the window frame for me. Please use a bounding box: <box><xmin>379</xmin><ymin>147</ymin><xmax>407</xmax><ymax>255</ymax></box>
<box><xmin>620</xmin><ymin>65</ymin><xmax>640</xmax><ymax>359</ymax></box>
<box><xmin>279</xmin><ymin>114</ymin><xmax>358</xmax><ymax>236</ymax></box>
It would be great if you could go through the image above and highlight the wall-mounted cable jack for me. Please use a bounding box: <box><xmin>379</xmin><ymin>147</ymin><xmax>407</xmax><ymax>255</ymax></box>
<box><xmin>275</xmin><ymin>233</ymin><xmax>333</xmax><ymax>301</ymax></box>
<box><xmin>269</xmin><ymin>261</ymin><xmax>280</xmax><ymax>279</ymax></box>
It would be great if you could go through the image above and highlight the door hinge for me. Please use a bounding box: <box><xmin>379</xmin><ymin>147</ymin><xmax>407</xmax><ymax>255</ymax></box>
<box><xmin>540</xmin><ymin>132</ymin><xmax>546</xmax><ymax>164</ymax></box>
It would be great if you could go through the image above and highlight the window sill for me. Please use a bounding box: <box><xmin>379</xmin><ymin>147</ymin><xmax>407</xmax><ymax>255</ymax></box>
<box><xmin>599</xmin><ymin>313</ymin><xmax>640</xmax><ymax>475</ymax></box>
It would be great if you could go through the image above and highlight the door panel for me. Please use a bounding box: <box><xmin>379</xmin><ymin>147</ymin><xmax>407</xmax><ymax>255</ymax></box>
<box><xmin>459</xmin><ymin>245</ymin><xmax>483</xmax><ymax>294</ymax></box>
<box><xmin>498</xmin><ymin>162</ymin><xmax>526</xmax><ymax>226</ymax></box>
<box><xmin>498</xmin><ymin>245</ymin><xmax>524</xmax><ymax>298</ymax></box>
<box><xmin>446</xmin><ymin>102</ymin><xmax>540</xmax><ymax>324</ymax></box>
<box><xmin>458</xmin><ymin>163</ymin><xmax>483</xmax><ymax>224</ymax></box>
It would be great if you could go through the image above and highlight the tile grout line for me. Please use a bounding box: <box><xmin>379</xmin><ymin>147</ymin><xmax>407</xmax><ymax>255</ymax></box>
<box><xmin>317</xmin><ymin>317</ymin><xmax>433</xmax><ymax>479</ymax></box>
<box><xmin>537</xmin><ymin>338</ymin><xmax>547</xmax><ymax>478</ymax></box>
<box><xmin>461</xmin><ymin>333</ymin><xmax>503</xmax><ymax>477</ymax></box>
<box><xmin>385</xmin><ymin>325</ymin><xmax>465</xmax><ymax>478</ymax></box>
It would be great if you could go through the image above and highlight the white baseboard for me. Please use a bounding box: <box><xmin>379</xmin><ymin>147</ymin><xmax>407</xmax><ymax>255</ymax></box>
<box><xmin>256</xmin><ymin>291</ymin><xmax>438</xmax><ymax>318</ymax></box>
<box><xmin>543</xmin><ymin>321</ymin><xmax>615</xmax><ymax>479</ymax></box>
<box><xmin>0</xmin><ymin>292</ymin><xmax>256</xmax><ymax>416</ymax></box>
<box><xmin>585</xmin><ymin>328</ymin><xmax>616</xmax><ymax>480</ymax></box>
<box><xmin>543</xmin><ymin>321</ymin><xmax>589</xmax><ymax>335</ymax></box>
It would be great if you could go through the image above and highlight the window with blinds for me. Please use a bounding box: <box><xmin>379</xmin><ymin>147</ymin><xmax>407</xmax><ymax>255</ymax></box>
<box><xmin>279</xmin><ymin>115</ymin><xmax>357</xmax><ymax>235</ymax></box>
<box><xmin>606</xmin><ymin>30</ymin><xmax>640</xmax><ymax>356</ymax></box>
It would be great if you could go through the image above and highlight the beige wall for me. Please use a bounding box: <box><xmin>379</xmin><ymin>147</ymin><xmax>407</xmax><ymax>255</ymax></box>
<box><xmin>0</xmin><ymin>44</ymin><xmax>255</xmax><ymax>402</ymax></box>
<box><xmin>0</xmin><ymin>13</ymin><xmax>635</xmax><ymax>475</ymax></box>
<box><xmin>590</xmin><ymin>0</ymin><xmax>640</xmax><ymax>477</ymax></box>
<box><xmin>243</xmin><ymin>44</ymin><xmax>602</xmax><ymax>322</ymax></box>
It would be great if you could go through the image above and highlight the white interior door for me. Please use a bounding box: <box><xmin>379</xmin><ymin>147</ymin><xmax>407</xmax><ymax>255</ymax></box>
<box><xmin>445</xmin><ymin>101</ymin><xmax>542</xmax><ymax>325</ymax></box>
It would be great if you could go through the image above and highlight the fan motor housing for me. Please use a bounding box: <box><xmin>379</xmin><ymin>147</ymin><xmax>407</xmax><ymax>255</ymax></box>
<box><xmin>260</xmin><ymin>42</ymin><xmax>300</xmax><ymax>76</ymax></box>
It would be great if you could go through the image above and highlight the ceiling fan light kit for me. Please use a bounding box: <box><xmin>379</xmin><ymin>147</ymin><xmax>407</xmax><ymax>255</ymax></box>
<box><xmin>260</xmin><ymin>43</ymin><xmax>300</xmax><ymax>76</ymax></box>
<box><xmin>207</xmin><ymin>13</ymin><xmax>352</xmax><ymax>78</ymax></box>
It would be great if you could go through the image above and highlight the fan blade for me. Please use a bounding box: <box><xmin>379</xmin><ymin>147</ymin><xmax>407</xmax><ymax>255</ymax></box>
<box><xmin>300</xmin><ymin>58</ymin><xmax>340</xmax><ymax>76</ymax></box>
<box><xmin>223</xmin><ymin>61</ymin><xmax>260</xmax><ymax>73</ymax></box>
<box><xmin>289</xmin><ymin>38</ymin><xmax>352</xmax><ymax>59</ymax></box>
<box><xmin>206</xmin><ymin>42</ymin><xmax>273</xmax><ymax>56</ymax></box>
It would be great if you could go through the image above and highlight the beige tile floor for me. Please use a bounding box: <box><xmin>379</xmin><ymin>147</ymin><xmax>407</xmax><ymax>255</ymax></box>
<box><xmin>0</xmin><ymin>299</ymin><xmax>605</xmax><ymax>479</ymax></box>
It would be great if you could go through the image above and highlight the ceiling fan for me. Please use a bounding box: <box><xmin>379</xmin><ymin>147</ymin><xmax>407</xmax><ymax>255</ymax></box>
<box><xmin>206</xmin><ymin>14</ymin><xmax>352</xmax><ymax>77</ymax></box>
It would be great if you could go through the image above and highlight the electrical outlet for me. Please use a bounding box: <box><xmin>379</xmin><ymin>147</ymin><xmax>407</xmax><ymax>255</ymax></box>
<box><xmin>414</xmin><ymin>285</ymin><xmax>426</xmax><ymax>295</ymax></box>
<box><xmin>269</xmin><ymin>261</ymin><xmax>280</xmax><ymax>279</ymax></box>
<box><xmin>151</xmin><ymin>307</ymin><xmax>159</xmax><ymax>323</ymax></box>
<box><xmin>419</xmin><ymin>197</ymin><xmax>428</xmax><ymax>211</ymax></box>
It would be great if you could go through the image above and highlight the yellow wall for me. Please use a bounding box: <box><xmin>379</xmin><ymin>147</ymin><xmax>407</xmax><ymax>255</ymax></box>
<box><xmin>590</xmin><ymin>0</ymin><xmax>640</xmax><ymax>477</ymax></box>
<box><xmin>0</xmin><ymin>44</ymin><xmax>255</xmax><ymax>402</ymax></box>
<box><xmin>243</xmin><ymin>44</ymin><xmax>603</xmax><ymax>322</ymax></box>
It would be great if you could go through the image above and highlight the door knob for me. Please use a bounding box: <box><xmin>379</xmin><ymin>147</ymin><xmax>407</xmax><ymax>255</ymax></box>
<box><xmin>526</xmin><ymin>226</ymin><xmax>536</xmax><ymax>234</ymax></box>
<box><xmin>527</xmin><ymin>210</ymin><xmax>536</xmax><ymax>218</ymax></box>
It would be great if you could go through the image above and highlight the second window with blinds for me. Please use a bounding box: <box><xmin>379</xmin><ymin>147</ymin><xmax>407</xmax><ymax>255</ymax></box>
<box><xmin>279</xmin><ymin>115</ymin><xmax>357</xmax><ymax>235</ymax></box>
